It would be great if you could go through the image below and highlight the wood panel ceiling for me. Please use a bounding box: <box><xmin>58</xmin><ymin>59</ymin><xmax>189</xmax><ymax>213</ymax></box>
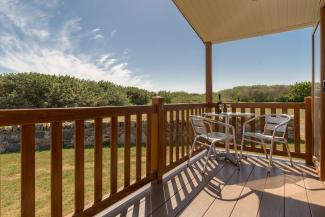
<box><xmin>173</xmin><ymin>0</ymin><xmax>323</xmax><ymax>44</ymax></box>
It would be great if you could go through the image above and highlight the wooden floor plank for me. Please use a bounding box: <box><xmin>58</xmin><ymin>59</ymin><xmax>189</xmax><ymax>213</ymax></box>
<box><xmin>275</xmin><ymin>161</ymin><xmax>311</xmax><ymax>217</ymax></box>
<box><xmin>229</xmin><ymin>157</ymin><xmax>268</xmax><ymax>217</ymax></box>
<box><xmin>102</xmin><ymin>153</ymin><xmax>219</xmax><ymax>217</ymax></box>
<box><xmin>257</xmin><ymin>159</ymin><xmax>285</xmax><ymax>217</ymax></box>
<box><xmin>177</xmin><ymin>163</ymin><xmax>237</xmax><ymax>217</ymax></box>
<box><xmin>97</xmin><ymin>156</ymin><xmax>321</xmax><ymax>217</ymax></box>
<box><xmin>299</xmin><ymin>164</ymin><xmax>325</xmax><ymax>217</ymax></box>
<box><xmin>203</xmin><ymin>159</ymin><xmax>255</xmax><ymax>217</ymax></box>
<box><xmin>125</xmin><ymin>159</ymin><xmax>219</xmax><ymax>217</ymax></box>
<box><xmin>150</xmin><ymin>160</ymin><xmax>225</xmax><ymax>217</ymax></box>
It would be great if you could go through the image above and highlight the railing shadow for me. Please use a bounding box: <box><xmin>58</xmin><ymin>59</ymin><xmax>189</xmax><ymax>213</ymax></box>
<box><xmin>98</xmin><ymin>154</ymin><xmax>325</xmax><ymax>217</ymax></box>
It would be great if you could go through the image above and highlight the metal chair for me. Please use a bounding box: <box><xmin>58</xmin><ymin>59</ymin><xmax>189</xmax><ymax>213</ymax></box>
<box><xmin>241</xmin><ymin>114</ymin><xmax>292</xmax><ymax>171</ymax></box>
<box><xmin>187</xmin><ymin>115</ymin><xmax>238</xmax><ymax>174</ymax></box>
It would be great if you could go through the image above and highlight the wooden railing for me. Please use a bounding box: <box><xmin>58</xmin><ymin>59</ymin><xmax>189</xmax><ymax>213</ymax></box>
<box><xmin>215</xmin><ymin>98</ymin><xmax>312</xmax><ymax>160</ymax></box>
<box><xmin>163</xmin><ymin>103</ymin><xmax>212</xmax><ymax>172</ymax></box>
<box><xmin>0</xmin><ymin>105</ymin><xmax>156</xmax><ymax>217</ymax></box>
<box><xmin>162</xmin><ymin>97</ymin><xmax>313</xmax><ymax>172</ymax></box>
<box><xmin>0</xmin><ymin>97</ymin><xmax>313</xmax><ymax>216</ymax></box>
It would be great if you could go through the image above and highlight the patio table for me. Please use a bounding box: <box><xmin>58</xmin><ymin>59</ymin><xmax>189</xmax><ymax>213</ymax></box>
<box><xmin>203</xmin><ymin>112</ymin><xmax>255</xmax><ymax>165</ymax></box>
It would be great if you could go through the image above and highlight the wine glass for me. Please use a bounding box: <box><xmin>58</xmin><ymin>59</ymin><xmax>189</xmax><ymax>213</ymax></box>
<box><xmin>218</xmin><ymin>103</ymin><xmax>224</xmax><ymax>113</ymax></box>
<box><xmin>226</xmin><ymin>104</ymin><xmax>232</xmax><ymax>113</ymax></box>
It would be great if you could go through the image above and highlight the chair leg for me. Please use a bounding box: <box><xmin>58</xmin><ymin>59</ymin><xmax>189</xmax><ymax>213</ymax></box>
<box><xmin>268</xmin><ymin>140</ymin><xmax>274</xmax><ymax>172</ymax></box>
<box><xmin>261</xmin><ymin>139</ymin><xmax>268</xmax><ymax>159</ymax></box>
<box><xmin>187</xmin><ymin>137</ymin><xmax>197</xmax><ymax>166</ymax></box>
<box><xmin>240</xmin><ymin>135</ymin><xmax>245</xmax><ymax>160</ymax></box>
<box><xmin>212</xmin><ymin>144</ymin><xmax>217</xmax><ymax>158</ymax></box>
<box><xmin>203</xmin><ymin>144</ymin><xmax>214</xmax><ymax>174</ymax></box>
<box><xmin>284</xmin><ymin>140</ymin><xmax>293</xmax><ymax>166</ymax></box>
<box><xmin>232</xmin><ymin>134</ymin><xmax>239</xmax><ymax>163</ymax></box>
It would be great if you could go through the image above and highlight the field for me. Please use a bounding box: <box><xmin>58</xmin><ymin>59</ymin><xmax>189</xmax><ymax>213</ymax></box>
<box><xmin>0</xmin><ymin>147</ymin><xmax>148</xmax><ymax>217</ymax></box>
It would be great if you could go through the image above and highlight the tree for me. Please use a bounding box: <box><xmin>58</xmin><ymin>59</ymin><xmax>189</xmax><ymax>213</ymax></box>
<box><xmin>287</xmin><ymin>81</ymin><xmax>311</xmax><ymax>102</ymax></box>
<box><xmin>0</xmin><ymin>73</ymin><xmax>313</xmax><ymax>108</ymax></box>
<box><xmin>125</xmin><ymin>87</ymin><xmax>150</xmax><ymax>105</ymax></box>
<box><xmin>157</xmin><ymin>91</ymin><xmax>172</xmax><ymax>103</ymax></box>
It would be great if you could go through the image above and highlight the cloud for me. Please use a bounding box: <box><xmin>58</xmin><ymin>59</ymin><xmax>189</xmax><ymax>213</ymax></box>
<box><xmin>92</xmin><ymin>28</ymin><xmax>101</xmax><ymax>33</ymax></box>
<box><xmin>110</xmin><ymin>29</ymin><xmax>117</xmax><ymax>38</ymax></box>
<box><xmin>33</xmin><ymin>0</ymin><xmax>61</xmax><ymax>8</ymax></box>
<box><xmin>93</xmin><ymin>34</ymin><xmax>104</xmax><ymax>40</ymax></box>
<box><xmin>0</xmin><ymin>0</ymin><xmax>152</xmax><ymax>89</ymax></box>
<box><xmin>0</xmin><ymin>0</ymin><xmax>50</xmax><ymax>39</ymax></box>
<box><xmin>58</xmin><ymin>18</ymin><xmax>82</xmax><ymax>51</ymax></box>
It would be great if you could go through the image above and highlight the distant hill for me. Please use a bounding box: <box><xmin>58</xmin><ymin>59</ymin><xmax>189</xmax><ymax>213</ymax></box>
<box><xmin>0</xmin><ymin>72</ymin><xmax>311</xmax><ymax>108</ymax></box>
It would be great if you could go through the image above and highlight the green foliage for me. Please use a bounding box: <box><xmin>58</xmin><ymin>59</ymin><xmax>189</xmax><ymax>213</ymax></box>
<box><xmin>0</xmin><ymin>73</ymin><xmax>312</xmax><ymax>108</ymax></box>
<box><xmin>0</xmin><ymin>73</ymin><xmax>130</xmax><ymax>108</ymax></box>
<box><xmin>214</xmin><ymin>85</ymin><xmax>290</xmax><ymax>102</ymax></box>
<box><xmin>287</xmin><ymin>81</ymin><xmax>312</xmax><ymax>102</ymax></box>
<box><xmin>125</xmin><ymin>87</ymin><xmax>151</xmax><ymax>105</ymax></box>
<box><xmin>157</xmin><ymin>91</ymin><xmax>172</xmax><ymax>103</ymax></box>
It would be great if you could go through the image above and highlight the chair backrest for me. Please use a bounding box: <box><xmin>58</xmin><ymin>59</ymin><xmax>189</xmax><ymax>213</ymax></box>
<box><xmin>189</xmin><ymin>116</ymin><xmax>208</xmax><ymax>136</ymax></box>
<box><xmin>263</xmin><ymin>114</ymin><xmax>291</xmax><ymax>137</ymax></box>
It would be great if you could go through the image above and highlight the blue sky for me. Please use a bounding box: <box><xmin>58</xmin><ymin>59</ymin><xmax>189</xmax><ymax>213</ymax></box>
<box><xmin>0</xmin><ymin>0</ymin><xmax>313</xmax><ymax>93</ymax></box>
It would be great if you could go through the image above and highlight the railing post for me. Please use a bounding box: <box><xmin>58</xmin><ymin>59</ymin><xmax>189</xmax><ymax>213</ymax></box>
<box><xmin>305</xmin><ymin>96</ymin><xmax>313</xmax><ymax>165</ymax></box>
<box><xmin>151</xmin><ymin>96</ymin><xmax>165</xmax><ymax>182</ymax></box>
<box><xmin>21</xmin><ymin>124</ymin><xmax>35</xmax><ymax>217</ymax></box>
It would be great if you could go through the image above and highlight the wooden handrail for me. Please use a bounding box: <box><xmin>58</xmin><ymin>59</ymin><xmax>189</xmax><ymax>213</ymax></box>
<box><xmin>214</xmin><ymin>102</ymin><xmax>305</xmax><ymax>109</ymax></box>
<box><xmin>0</xmin><ymin>105</ymin><xmax>153</xmax><ymax>126</ymax></box>
<box><xmin>164</xmin><ymin>103</ymin><xmax>209</xmax><ymax>110</ymax></box>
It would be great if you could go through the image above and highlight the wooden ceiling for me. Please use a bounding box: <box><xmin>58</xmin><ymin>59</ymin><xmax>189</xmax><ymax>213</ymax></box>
<box><xmin>173</xmin><ymin>0</ymin><xmax>323</xmax><ymax>44</ymax></box>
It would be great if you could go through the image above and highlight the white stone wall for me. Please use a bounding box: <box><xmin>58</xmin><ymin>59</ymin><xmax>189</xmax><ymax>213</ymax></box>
<box><xmin>0</xmin><ymin>121</ymin><xmax>148</xmax><ymax>153</ymax></box>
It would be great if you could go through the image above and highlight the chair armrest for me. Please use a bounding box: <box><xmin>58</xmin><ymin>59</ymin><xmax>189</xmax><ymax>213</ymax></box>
<box><xmin>205</xmin><ymin>119</ymin><xmax>236</xmax><ymax>134</ymax></box>
<box><xmin>272</xmin><ymin>119</ymin><xmax>291</xmax><ymax>137</ymax></box>
<box><xmin>243</xmin><ymin>115</ymin><xmax>266</xmax><ymax>126</ymax></box>
<box><xmin>242</xmin><ymin>115</ymin><xmax>266</xmax><ymax>130</ymax></box>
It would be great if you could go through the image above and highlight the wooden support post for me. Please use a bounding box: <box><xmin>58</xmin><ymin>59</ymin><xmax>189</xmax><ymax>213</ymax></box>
<box><xmin>320</xmin><ymin>6</ymin><xmax>325</xmax><ymax>181</ymax></box>
<box><xmin>305</xmin><ymin>97</ymin><xmax>313</xmax><ymax>165</ymax></box>
<box><xmin>75</xmin><ymin>120</ymin><xmax>85</xmax><ymax>213</ymax></box>
<box><xmin>51</xmin><ymin>122</ymin><xmax>63</xmax><ymax>217</ymax></box>
<box><xmin>205</xmin><ymin>42</ymin><xmax>213</xmax><ymax>110</ymax></box>
<box><xmin>151</xmin><ymin>96</ymin><xmax>165</xmax><ymax>182</ymax></box>
<box><xmin>21</xmin><ymin>124</ymin><xmax>35</xmax><ymax>217</ymax></box>
<box><xmin>94</xmin><ymin>118</ymin><xmax>103</xmax><ymax>202</ymax></box>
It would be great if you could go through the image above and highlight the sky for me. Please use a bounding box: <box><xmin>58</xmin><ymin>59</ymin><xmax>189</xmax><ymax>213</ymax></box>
<box><xmin>0</xmin><ymin>0</ymin><xmax>314</xmax><ymax>93</ymax></box>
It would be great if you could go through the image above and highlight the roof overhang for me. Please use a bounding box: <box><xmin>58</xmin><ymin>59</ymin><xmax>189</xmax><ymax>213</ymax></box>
<box><xmin>173</xmin><ymin>0</ymin><xmax>324</xmax><ymax>44</ymax></box>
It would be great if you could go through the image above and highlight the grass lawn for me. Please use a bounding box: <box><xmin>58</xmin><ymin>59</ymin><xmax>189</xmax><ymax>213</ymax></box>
<box><xmin>0</xmin><ymin>147</ymin><xmax>147</xmax><ymax>217</ymax></box>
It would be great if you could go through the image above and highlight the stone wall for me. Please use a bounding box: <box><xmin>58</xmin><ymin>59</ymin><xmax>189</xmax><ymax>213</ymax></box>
<box><xmin>0</xmin><ymin>121</ymin><xmax>148</xmax><ymax>153</ymax></box>
<box><xmin>0</xmin><ymin>120</ymin><xmax>297</xmax><ymax>153</ymax></box>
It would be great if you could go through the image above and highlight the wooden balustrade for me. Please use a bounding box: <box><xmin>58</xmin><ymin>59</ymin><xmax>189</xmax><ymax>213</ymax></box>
<box><xmin>163</xmin><ymin>99</ymin><xmax>312</xmax><ymax>172</ymax></box>
<box><xmin>214</xmin><ymin>100</ymin><xmax>310</xmax><ymax>160</ymax></box>
<box><xmin>0</xmin><ymin>105</ymin><xmax>155</xmax><ymax>217</ymax></box>
<box><xmin>163</xmin><ymin>103</ymin><xmax>211</xmax><ymax>171</ymax></box>
<box><xmin>0</xmin><ymin>98</ymin><xmax>313</xmax><ymax>216</ymax></box>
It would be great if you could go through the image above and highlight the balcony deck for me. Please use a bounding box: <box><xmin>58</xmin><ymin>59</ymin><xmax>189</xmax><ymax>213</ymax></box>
<box><xmin>97</xmin><ymin>152</ymin><xmax>325</xmax><ymax>217</ymax></box>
